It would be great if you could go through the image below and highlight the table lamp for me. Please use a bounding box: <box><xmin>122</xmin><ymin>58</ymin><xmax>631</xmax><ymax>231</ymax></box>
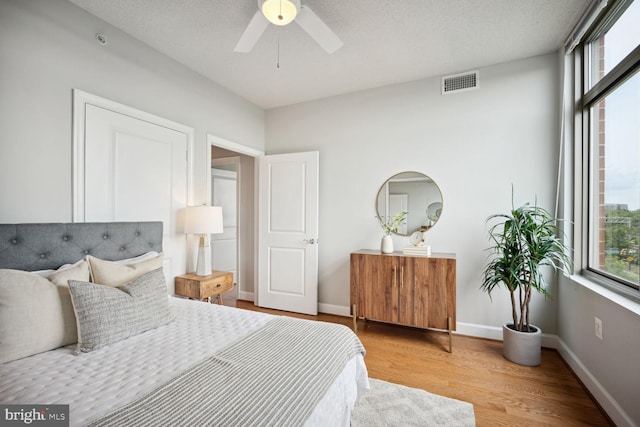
<box><xmin>184</xmin><ymin>205</ymin><xmax>224</xmax><ymax>276</ymax></box>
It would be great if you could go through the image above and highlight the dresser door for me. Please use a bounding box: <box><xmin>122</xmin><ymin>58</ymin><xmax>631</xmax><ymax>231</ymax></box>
<box><xmin>411</xmin><ymin>257</ymin><xmax>455</xmax><ymax>330</ymax></box>
<box><xmin>365</xmin><ymin>255</ymin><xmax>399</xmax><ymax>323</ymax></box>
<box><xmin>398</xmin><ymin>256</ymin><xmax>417</xmax><ymax>326</ymax></box>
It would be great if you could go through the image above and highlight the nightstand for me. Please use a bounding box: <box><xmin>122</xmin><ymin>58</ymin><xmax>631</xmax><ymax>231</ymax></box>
<box><xmin>174</xmin><ymin>271</ymin><xmax>234</xmax><ymax>305</ymax></box>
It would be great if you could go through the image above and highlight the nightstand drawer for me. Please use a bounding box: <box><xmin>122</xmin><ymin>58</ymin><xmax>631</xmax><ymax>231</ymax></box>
<box><xmin>198</xmin><ymin>278</ymin><xmax>233</xmax><ymax>298</ymax></box>
<box><xmin>175</xmin><ymin>271</ymin><xmax>234</xmax><ymax>303</ymax></box>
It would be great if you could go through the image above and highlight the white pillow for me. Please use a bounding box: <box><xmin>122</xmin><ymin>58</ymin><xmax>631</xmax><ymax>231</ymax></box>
<box><xmin>32</xmin><ymin>252</ymin><xmax>158</xmax><ymax>276</ymax></box>
<box><xmin>48</xmin><ymin>259</ymin><xmax>91</xmax><ymax>286</ymax></box>
<box><xmin>87</xmin><ymin>253</ymin><xmax>164</xmax><ymax>287</ymax></box>
<box><xmin>113</xmin><ymin>251</ymin><xmax>159</xmax><ymax>265</ymax></box>
<box><xmin>0</xmin><ymin>260</ymin><xmax>90</xmax><ymax>363</ymax></box>
<box><xmin>31</xmin><ymin>258</ymin><xmax>91</xmax><ymax>278</ymax></box>
<box><xmin>31</xmin><ymin>269</ymin><xmax>56</xmax><ymax>277</ymax></box>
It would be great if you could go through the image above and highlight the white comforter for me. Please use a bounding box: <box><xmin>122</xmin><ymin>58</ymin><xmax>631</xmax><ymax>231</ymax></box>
<box><xmin>0</xmin><ymin>298</ymin><xmax>369</xmax><ymax>426</ymax></box>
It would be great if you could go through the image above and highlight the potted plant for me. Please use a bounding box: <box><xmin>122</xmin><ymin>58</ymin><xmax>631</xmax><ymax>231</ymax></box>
<box><xmin>481</xmin><ymin>196</ymin><xmax>572</xmax><ymax>366</ymax></box>
<box><xmin>378</xmin><ymin>211</ymin><xmax>407</xmax><ymax>254</ymax></box>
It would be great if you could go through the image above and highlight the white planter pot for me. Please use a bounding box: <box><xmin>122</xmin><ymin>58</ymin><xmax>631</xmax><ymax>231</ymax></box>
<box><xmin>502</xmin><ymin>323</ymin><xmax>542</xmax><ymax>366</ymax></box>
<box><xmin>381</xmin><ymin>235</ymin><xmax>394</xmax><ymax>254</ymax></box>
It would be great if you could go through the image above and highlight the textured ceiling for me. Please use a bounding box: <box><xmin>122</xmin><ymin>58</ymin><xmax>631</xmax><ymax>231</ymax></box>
<box><xmin>67</xmin><ymin>0</ymin><xmax>591</xmax><ymax>109</ymax></box>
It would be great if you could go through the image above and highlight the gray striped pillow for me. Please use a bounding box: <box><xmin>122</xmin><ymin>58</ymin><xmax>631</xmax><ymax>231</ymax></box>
<box><xmin>68</xmin><ymin>267</ymin><xmax>173</xmax><ymax>353</ymax></box>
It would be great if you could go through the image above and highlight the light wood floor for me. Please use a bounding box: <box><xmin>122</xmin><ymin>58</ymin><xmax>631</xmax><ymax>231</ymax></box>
<box><xmin>234</xmin><ymin>300</ymin><xmax>612</xmax><ymax>427</ymax></box>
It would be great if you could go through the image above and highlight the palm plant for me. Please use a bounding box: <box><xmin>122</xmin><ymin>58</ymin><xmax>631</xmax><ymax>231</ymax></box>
<box><xmin>481</xmin><ymin>198</ymin><xmax>572</xmax><ymax>332</ymax></box>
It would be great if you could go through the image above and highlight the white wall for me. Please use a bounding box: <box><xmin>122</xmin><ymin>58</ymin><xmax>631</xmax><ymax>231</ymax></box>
<box><xmin>266</xmin><ymin>53</ymin><xmax>561</xmax><ymax>333</ymax></box>
<box><xmin>558</xmin><ymin>276</ymin><xmax>640</xmax><ymax>426</ymax></box>
<box><xmin>0</xmin><ymin>0</ymin><xmax>264</xmax><ymax>225</ymax></box>
<box><xmin>555</xmin><ymin>49</ymin><xmax>640</xmax><ymax>427</ymax></box>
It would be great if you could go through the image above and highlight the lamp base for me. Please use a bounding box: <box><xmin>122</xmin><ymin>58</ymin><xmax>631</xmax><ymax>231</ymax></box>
<box><xmin>195</xmin><ymin>234</ymin><xmax>212</xmax><ymax>276</ymax></box>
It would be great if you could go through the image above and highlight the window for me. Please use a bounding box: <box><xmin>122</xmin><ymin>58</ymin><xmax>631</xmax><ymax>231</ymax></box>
<box><xmin>587</xmin><ymin>1</ymin><xmax>640</xmax><ymax>88</ymax></box>
<box><xmin>582</xmin><ymin>0</ymin><xmax>640</xmax><ymax>290</ymax></box>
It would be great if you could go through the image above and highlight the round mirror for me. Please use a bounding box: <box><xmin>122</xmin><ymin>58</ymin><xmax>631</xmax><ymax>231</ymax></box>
<box><xmin>376</xmin><ymin>171</ymin><xmax>443</xmax><ymax>236</ymax></box>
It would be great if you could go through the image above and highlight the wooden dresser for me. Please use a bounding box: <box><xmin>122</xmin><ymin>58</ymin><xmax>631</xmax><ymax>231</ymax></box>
<box><xmin>350</xmin><ymin>249</ymin><xmax>456</xmax><ymax>351</ymax></box>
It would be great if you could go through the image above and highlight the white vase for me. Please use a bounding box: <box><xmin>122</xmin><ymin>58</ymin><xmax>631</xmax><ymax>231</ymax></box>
<box><xmin>502</xmin><ymin>323</ymin><xmax>542</xmax><ymax>366</ymax></box>
<box><xmin>381</xmin><ymin>235</ymin><xmax>394</xmax><ymax>254</ymax></box>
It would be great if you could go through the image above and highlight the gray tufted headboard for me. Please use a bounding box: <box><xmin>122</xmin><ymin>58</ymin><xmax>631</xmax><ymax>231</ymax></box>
<box><xmin>0</xmin><ymin>222</ymin><xmax>163</xmax><ymax>271</ymax></box>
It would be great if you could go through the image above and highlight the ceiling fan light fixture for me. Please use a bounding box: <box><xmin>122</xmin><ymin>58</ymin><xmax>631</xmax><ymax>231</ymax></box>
<box><xmin>261</xmin><ymin>0</ymin><xmax>297</xmax><ymax>26</ymax></box>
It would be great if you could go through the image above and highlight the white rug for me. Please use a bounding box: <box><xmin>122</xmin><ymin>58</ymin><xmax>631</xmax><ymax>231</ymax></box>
<box><xmin>351</xmin><ymin>378</ymin><xmax>476</xmax><ymax>426</ymax></box>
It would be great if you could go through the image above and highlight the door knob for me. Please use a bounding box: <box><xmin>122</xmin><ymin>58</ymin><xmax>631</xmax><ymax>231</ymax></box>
<box><xmin>304</xmin><ymin>238</ymin><xmax>316</xmax><ymax>244</ymax></box>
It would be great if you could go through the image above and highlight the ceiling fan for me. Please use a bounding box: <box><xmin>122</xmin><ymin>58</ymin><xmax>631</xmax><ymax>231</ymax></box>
<box><xmin>234</xmin><ymin>0</ymin><xmax>343</xmax><ymax>54</ymax></box>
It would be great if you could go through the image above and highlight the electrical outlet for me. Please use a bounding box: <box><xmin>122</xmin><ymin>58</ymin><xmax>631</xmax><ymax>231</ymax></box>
<box><xmin>595</xmin><ymin>317</ymin><xmax>603</xmax><ymax>340</ymax></box>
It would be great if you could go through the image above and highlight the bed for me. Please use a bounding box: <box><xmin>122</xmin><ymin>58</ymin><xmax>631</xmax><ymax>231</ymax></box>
<box><xmin>0</xmin><ymin>222</ymin><xmax>369</xmax><ymax>426</ymax></box>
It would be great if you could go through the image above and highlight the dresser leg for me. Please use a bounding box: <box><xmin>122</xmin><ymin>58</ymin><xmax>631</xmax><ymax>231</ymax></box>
<box><xmin>352</xmin><ymin>304</ymin><xmax>358</xmax><ymax>333</ymax></box>
<box><xmin>447</xmin><ymin>316</ymin><xmax>453</xmax><ymax>353</ymax></box>
<box><xmin>217</xmin><ymin>294</ymin><xmax>224</xmax><ymax>305</ymax></box>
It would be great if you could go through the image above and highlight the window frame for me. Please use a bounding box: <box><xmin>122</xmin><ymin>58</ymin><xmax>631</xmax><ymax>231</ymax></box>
<box><xmin>576</xmin><ymin>0</ymin><xmax>640</xmax><ymax>298</ymax></box>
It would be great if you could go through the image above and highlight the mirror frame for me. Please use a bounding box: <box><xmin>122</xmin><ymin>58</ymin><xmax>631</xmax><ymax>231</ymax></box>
<box><xmin>375</xmin><ymin>171</ymin><xmax>443</xmax><ymax>236</ymax></box>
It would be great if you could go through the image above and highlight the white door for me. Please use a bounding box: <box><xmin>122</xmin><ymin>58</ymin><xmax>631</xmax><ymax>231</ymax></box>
<box><xmin>211</xmin><ymin>164</ymin><xmax>238</xmax><ymax>298</ymax></box>
<box><xmin>389</xmin><ymin>193</ymin><xmax>408</xmax><ymax>234</ymax></box>
<box><xmin>258</xmin><ymin>151</ymin><xmax>319</xmax><ymax>315</ymax></box>
<box><xmin>76</xmin><ymin>97</ymin><xmax>190</xmax><ymax>293</ymax></box>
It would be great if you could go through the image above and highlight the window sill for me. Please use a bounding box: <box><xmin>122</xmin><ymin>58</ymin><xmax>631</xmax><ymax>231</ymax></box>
<box><xmin>567</xmin><ymin>273</ymin><xmax>640</xmax><ymax>316</ymax></box>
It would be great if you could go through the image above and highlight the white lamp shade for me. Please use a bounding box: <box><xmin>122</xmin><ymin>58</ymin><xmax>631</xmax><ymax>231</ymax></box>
<box><xmin>183</xmin><ymin>206</ymin><xmax>224</xmax><ymax>234</ymax></box>
<box><xmin>262</xmin><ymin>0</ymin><xmax>298</xmax><ymax>26</ymax></box>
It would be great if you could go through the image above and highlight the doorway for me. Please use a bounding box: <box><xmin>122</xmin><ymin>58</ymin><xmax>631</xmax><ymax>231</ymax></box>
<box><xmin>207</xmin><ymin>135</ymin><xmax>319</xmax><ymax>315</ymax></box>
<box><xmin>211</xmin><ymin>158</ymin><xmax>239</xmax><ymax>300</ymax></box>
<box><xmin>208</xmin><ymin>134</ymin><xmax>262</xmax><ymax>303</ymax></box>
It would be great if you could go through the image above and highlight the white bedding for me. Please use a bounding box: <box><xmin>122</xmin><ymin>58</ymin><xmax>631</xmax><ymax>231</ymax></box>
<box><xmin>0</xmin><ymin>297</ymin><xmax>369</xmax><ymax>426</ymax></box>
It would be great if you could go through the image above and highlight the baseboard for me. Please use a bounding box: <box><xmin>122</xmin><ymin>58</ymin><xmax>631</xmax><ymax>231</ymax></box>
<box><xmin>455</xmin><ymin>322</ymin><xmax>503</xmax><ymax>341</ymax></box>
<box><xmin>314</xmin><ymin>310</ymin><xmax>559</xmax><ymax>348</ymax></box>
<box><xmin>238</xmin><ymin>291</ymin><xmax>254</xmax><ymax>302</ymax></box>
<box><xmin>315</xmin><ymin>308</ymin><xmax>564</xmax><ymax>347</ymax></box>
<box><xmin>556</xmin><ymin>339</ymin><xmax>634</xmax><ymax>427</ymax></box>
<box><xmin>237</xmin><ymin>297</ymin><xmax>350</xmax><ymax>316</ymax></box>
<box><xmin>318</xmin><ymin>302</ymin><xmax>351</xmax><ymax>317</ymax></box>
<box><xmin>455</xmin><ymin>322</ymin><xmax>559</xmax><ymax>349</ymax></box>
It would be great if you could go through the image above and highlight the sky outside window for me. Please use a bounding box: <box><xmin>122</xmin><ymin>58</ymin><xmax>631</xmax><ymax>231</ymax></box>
<box><xmin>600</xmin><ymin>1</ymin><xmax>640</xmax><ymax>210</ymax></box>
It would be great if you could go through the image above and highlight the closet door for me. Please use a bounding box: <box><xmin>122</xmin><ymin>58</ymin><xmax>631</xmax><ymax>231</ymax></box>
<box><xmin>74</xmin><ymin>90</ymin><xmax>193</xmax><ymax>292</ymax></box>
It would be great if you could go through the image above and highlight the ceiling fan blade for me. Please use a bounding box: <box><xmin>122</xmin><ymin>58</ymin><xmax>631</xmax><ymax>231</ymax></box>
<box><xmin>234</xmin><ymin>10</ymin><xmax>269</xmax><ymax>53</ymax></box>
<box><xmin>295</xmin><ymin>4</ymin><xmax>343</xmax><ymax>54</ymax></box>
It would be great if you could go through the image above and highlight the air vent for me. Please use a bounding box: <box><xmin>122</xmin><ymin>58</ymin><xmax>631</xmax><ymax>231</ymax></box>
<box><xmin>442</xmin><ymin>70</ymin><xmax>479</xmax><ymax>95</ymax></box>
